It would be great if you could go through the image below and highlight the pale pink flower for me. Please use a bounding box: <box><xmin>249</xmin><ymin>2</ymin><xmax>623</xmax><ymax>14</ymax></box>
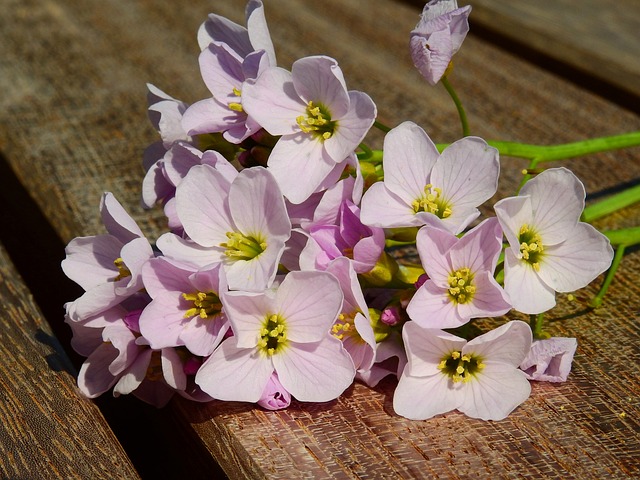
<box><xmin>62</xmin><ymin>193</ymin><xmax>154</xmax><ymax>321</ymax></box>
<box><xmin>324</xmin><ymin>257</ymin><xmax>377</xmax><ymax>372</ymax></box>
<box><xmin>520</xmin><ymin>337</ymin><xmax>577</xmax><ymax>383</ymax></box>
<box><xmin>161</xmin><ymin>165</ymin><xmax>291</xmax><ymax>292</ymax></box>
<box><xmin>67</xmin><ymin>306</ymin><xmax>180</xmax><ymax>408</ymax></box>
<box><xmin>138</xmin><ymin>257</ymin><xmax>230</xmax><ymax>356</ymax></box>
<box><xmin>257</xmin><ymin>373</ymin><xmax>291</xmax><ymax>410</ymax></box>
<box><xmin>394</xmin><ymin>320</ymin><xmax>532</xmax><ymax>420</ymax></box>
<box><xmin>242</xmin><ymin>55</ymin><xmax>376</xmax><ymax>203</ymax></box>
<box><xmin>142</xmin><ymin>84</ymin><xmax>192</xmax><ymax>209</ymax></box>
<box><xmin>406</xmin><ymin>218</ymin><xmax>511</xmax><ymax>329</ymax></box>
<box><xmin>494</xmin><ymin>168</ymin><xmax>614</xmax><ymax>314</ymax></box>
<box><xmin>300</xmin><ymin>199</ymin><xmax>385</xmax><ymax>274</ymax></box>
<box><xmin>197</xmin><ymin>0</ymin><xmax>276</xmax><ymax>66</ymax></box>
<box><xmin>360</xmin><ymin>121</ymin><xmax>499</xmax><ymax>234</ymax></box>
<box><xmin>410</xmin><ymin>0</ymin><xmax>472</xmax><ymax>85</ymax></box>
<box><xmin>195</xmin><ymin>271</ymin><xmax>355</xmax><ymax>403</ymax></box>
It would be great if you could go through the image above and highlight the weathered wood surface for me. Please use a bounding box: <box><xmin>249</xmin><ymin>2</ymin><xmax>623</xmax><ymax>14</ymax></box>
<box><xmin>460</xmin><ymin>0</ymin><xmax>640</xmax><ymax>102</ymax></box>
<box><xmin>0</xmin><ymin>244</ymin><xmax>140</xmax><ymax>479</ymax></box>
<box><xmin>1</xmin><ymin>0</ymin><xmax>639</xmax><ymax>478</ymax></box>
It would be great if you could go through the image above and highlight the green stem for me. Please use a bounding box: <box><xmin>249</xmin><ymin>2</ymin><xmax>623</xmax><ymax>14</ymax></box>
<box><xmin>530</xmin><ymin>313</ymin><xmax>545</xmax><ymax>339</ymax></box>
<box><xmin>602</xmin><ymin>226</ymin><xmax>640</xmax><ymax>247</ymax></box>
<box><xmin>357</xmin><ymin>142</ymin><xmax>373</xmax><ymax>159</ymax></box>
<box><xmin>487</xmin><ymin>131</ymin><xmax>640</xmax><ymax>162</ymax></box>
<box><xmin>441</xmin><ymin>76</ymin><xmax>470</xmax><ymax>137</ymax></box>
<box><xmin>373</xmin><ymin>120</ymin><xmax>391</xmax><ymax>134</ymax></box>
<box><xmin>581</xmin><ymin>184</ymin><xmax>640</xmax><ymax>222</ymax></box>
<box><xmin>590</xmin><ymin>244</ymin><xmax>626</xmax><ymax>308</ymax></box>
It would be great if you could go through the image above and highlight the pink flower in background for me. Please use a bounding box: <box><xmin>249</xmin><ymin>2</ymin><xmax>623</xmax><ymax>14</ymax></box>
<box><xmin>197</xmin><ymin>0</ymin><xmax>276</xmax><ymax>65</ymax></box>
<box><xmin>196</xmin><ymin>271</ymin><xmax>355</xmax><ymax>403</ymax></box>
<box><xmin>138</xmin><ymin>258</ymin><xmax>229</xmax><ymax>357</ymax></box>
<box><xmin>410</xmin><ymin>0</ymin><xmax>472</xmax><ymax>85</ymax></box>
<box><xmin>300</xmin><ymin>198</ymin><xmax>385</xmax><ymax>274</ymax></box>
<box><xmin>360</xmin><ymin>121</ymin><xmax>499</xmax><ymax>233</ymax></box>
<box><xmin>62</xmin><ymin>193</ymin><xmax>154</xmax><ymax>321</ymax></box>
<box><xmin>520</xmin><ymin>337</ymin><xmax>577</xmax><ymax>383</ymax></box>
<box><xmin>494</xmin><ymin>167</ymin><xmax>614</xmax><ymax>314</ymax></box>
<box><xmin>394</xmin><ymin>320</ymin><xmax>532</xmax><ymax>420</ymax></box>
<box><xmin>406</xmin><ymin>218</ymin><xmax>511</xmax><ymax>329</ymax></box>
<box><xmin>162</xmin><ymin>165</ymin><xmax>291</xmax><ymax>292</ymax></box>
<box><xmin>142</xmin><ymin>84</ymin><xmax>192</xmax><ymax>209</ymax></box>
<box><xmin>242</xmin><ymin>55</ymin><xmax>376</xmax><ymax>203</ymax></box>
<box><xmin>181</xmin><ymin>42</ymin><xmax>270</xmax><ymax>144</ymax></box>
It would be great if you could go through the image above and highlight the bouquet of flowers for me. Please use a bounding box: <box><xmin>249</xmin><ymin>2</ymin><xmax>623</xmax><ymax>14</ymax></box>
<box><xmin>61</xmin><ymin>0</ymin><xmax>640</xmax><ymax>421</ymax></box>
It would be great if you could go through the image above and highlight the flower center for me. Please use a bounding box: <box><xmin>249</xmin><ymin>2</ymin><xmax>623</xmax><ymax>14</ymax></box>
<box><xmin>228</xmin><ymin>87</ymin><xmax>244</xmax><ymax>112</ymax></box>
<box><xmin>296</xmin><ymin>101</ymin><xmax>336</xmax><ymax>140</ymax></box>
<box><xmin>331</xmin><ymin>312</ymin><xmax>362</xmax><ymax>342</ymax></box>
<box><xmin>182</xmin><ymin>291</ymin><xmax>223</xmax><ymax>319</ymax></box>
<box><xmin>412</xmin><ymin>184</ymin><xmax>452</xmax><ymax>218</ymax></box>
<box><xmin>438</xmin><ymin>350</ymin><xmax>485</xmax><ymax>383</ymax></box>
<box><xmin>258</xmin><ymin>314</ymin><xmax>288</xmax><ymax>356</ymax></box>
<box><xmin>113</xmin><ymin>257</ymin><xmax>131</xmax><ymax>281</ymax></box>
<box><xmin>518</xmin><ymin>224</ymin><xmax>544</xmax><ymax>271</ymax></box>
<box><xmin>447</xmin><ymin>267</ymin><xmax>475</xmax><ymax>304</ymax></box>
<box><xmin>221</xmin><ymin>231</ymin><xmax>267</xmax><ymax>261</ymax></box>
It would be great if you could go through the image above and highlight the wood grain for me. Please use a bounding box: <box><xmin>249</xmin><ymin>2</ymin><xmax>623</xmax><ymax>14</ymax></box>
<box><xmin>0</xmin><ymin>0</ymin><xmax>639</xmax><ymax>478</ymax></box>
<box><xmin>462</xmin><ymin>0</ymin><xmax>640</xmax><ymax>101</ymax></box>
<box><xmin>0</xmin><ymin>244</ymin><xmax>139</xmax><ymax>479</ymax></box>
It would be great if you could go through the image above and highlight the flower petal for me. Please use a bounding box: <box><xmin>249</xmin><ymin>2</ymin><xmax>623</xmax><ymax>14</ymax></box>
<box><xmin>274</xmin><ymin>336</ymin><xmax>355</xmax><ymax>402</ymax></box>
<box><xmin>393</xmin><ymin>371</ymin><xmax>459</xmax><ymax>420</ymax></box>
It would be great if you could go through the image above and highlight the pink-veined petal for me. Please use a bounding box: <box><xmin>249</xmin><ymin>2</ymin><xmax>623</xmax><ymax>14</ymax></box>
<box><xmin>406</xmin><ymin>280</ymin><xmax>464</xmax><ymax>329</ymax></box>
<box><xmin>195</xmin><ymin>338</ymin><xmax>274</xmax><ymax>402</ymax></box>
<box><xmin>402</xmin><ymin>321</ymin><xmax>466</xmax><ymax>377</ymax></box>
<box><xmin>393</xmin><ymin>370</ymin><xmax>459</xmax><ymax>420</ymax></box>
<box><xmin>274</xmin><ymin>336</ymin><xmax>355</xmax><ymax>402</ymax></box>
<box><xmin>537</xmin><ymin>222</ymin><xmax>613</xmax><ymax>292</ymax></box>
<box><xmin>359</xmin><ymin>183</ymin><xmax>418</xmax><ymax>228</ymax></box>
<box><xmin>291</xmin><ymin>56</ymin><xmax>349</xmax><ymax>118</ymax></box>
<box><xmin>458</xmin><ymin>363</ymin><xmax>531</xmax><ymax>420</ymax></box>
<box><xmin>503</xmin><ymin>248</ymin><xmax>556</xmax><ymax>314</ymax></box>
<box><xmin>465</xmin><ymin>320</ymin><xmax>532</xmax><ymax>367</ymax></box>
<box><xmin>277</xmin><ymin>271</ymin><xmax>343</xmax><ymax>343</ymax></box>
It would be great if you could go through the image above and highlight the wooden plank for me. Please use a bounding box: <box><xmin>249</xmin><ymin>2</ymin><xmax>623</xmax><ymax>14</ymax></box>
<box><xmin>461</xmin><ymin>0</ymin><xmax>640</xmax><ymax>102</ymax></box>
<box><xmin>0</xmin><ymin>244</ymin><xmax>140</xmax><ymax>479</ymax></box>
<box><xmin>1</xmin><ymin>0</ymin><xmax>639</xmax><ymax>478</ymax></box>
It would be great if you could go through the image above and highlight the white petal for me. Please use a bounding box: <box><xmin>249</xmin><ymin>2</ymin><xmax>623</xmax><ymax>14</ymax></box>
<box><xmin>274</xmin><ymin>336</ymin><xmax>355</xmax><ymax>402</ymax></box>
<box><xmin>382</xmin><ymin>121</ymin><xmax>439</xmax><ymax>204</ymax></box>
<box><xmin>503</xmin><ymin>249</ymin><xmax>556</xmax><ymax>314</ymax></box>
<box><xmin>195</xmin><ymin>338</ymin><xmax>274</xmax><ymax>402</ymax></box>
<box><xmin>402</xmin><ymin>321</ymin><xmax>466</xmax><ymax>377</ymax></box>
<box><xmin>538</xmin><ymin>223</ymin><xmax>613</xmax><ymax>291</ymax></box>
<box><xmin>465</xmin><ymin>320</ymin><xmax>532</xmax><ymax>367</ymax></box>
<box><xmin>393</xmin><ymin>371</ymin><xmax>459</xmax><ymax>420</ymax></box>
<box><xmin>458</xmin><ymin>364</ymin><xmax>531</xmax><ymax>420</ymax></box>
<box><xmin>359</xmin><ymin>182</ymin><xmax>418</xmax><ymax>228</ymax></box>
<box><xmin>291</xmin><ymin>56</ymin><xmax>349</xmax><ymax>118</ymax></box>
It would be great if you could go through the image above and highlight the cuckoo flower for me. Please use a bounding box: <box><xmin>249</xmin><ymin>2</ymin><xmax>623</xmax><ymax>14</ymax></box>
<box><xmin>325</xmin><ymin>257</ymin><xmax>377</xmax><ymax>372</ymax></box>
<box><xmin>195</xmin><ymin>271</ymin><xmax>355</xmax><ymax>403</ymax></box>
<box><xmin>62</xmin><ymin>193</ymin><xmax>154</xmax><ymax>321</ymax></box>
<box><xmin>197</xmin><ymin>0</ymin><xmax>276</xmax><ymax>65</ymax></box>
<box><xmin>410</xmin><ymin>0</ymin><xmax>472</xmax><ymax>85</ymax></box>
<box><xmin>142</xmin><ymin>84</ymin><xmax>192</xmax><ymax>209</ymax></box>
<box><xmin>182</xmin><ymin>42</ymin><xmax>271</xmax><ymax>144</ymax></box>
<box><xmin>360</xmin><ymin>121</ymin><xmax>499</xmax><ymax>234</ymax></box>
<box><xmin>520</xmin><ymin>337</ymin><xmax>577</xmax><ymax>383</ymax></box>
<box><xmin>494</xmin><ymin>167</ymin><xmax>614</xmax><ymax>314</ymax></box>
<box><xmin>394</xmin><ymin>320</ymin><xmax>532</xmax><ymax>420</ymax></box>
<box><xmin>242</xmin><ymin>55</ymin><xmax>377</xmax><ymax>203</ymax></box>
<box><xmin>300</xmin><ymin>198</ymin><xmax>385</xmax><ymax>274</ymax></box>
<box><xmin>161</xmin><ymin>165</ymin><xmax>290</xmax><ymax>292</ymax></box>
<box><xmin>68</xmin><ymin>306</ymin><xmax>182</xmax><ymax>408</ymax></box>
<box><xmin>406</xmin><ymin>218</ymin><xmax>511</xmax><ymax>329</ymax></box>
<box><xmin>257</xmin><ymin>373</ymin><xmax>292</xmax><ymax>410</ymax></box>
<box><xmin>138</xmin><ymin>257</ymin><xmax>229</xmax><ymax>357</ymax></box>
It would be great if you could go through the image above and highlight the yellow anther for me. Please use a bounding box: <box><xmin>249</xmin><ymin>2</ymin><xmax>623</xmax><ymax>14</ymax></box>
<box><xmin>296</xmin><ymin>101</ymin><xmax>335</xmax><ymax>140</ymax></box>
<box><xmin>259</xmin><ymin>314</ymin><xmax>288</xmax><ymax>356</ymax></box>
<box><xmin>451</xmin><ymin>351</ymin><xmax>461</xmax><ymax>360</ymax></box>
<box><xmin>232</xmin><ymin>87</ymin><xmax>241</xmax><ymax>96</ymax></box>
<box><xmin>182</xmin><ymin>290</ymin><xmax>222</xmax><ymax>319</ymax></box>
<box><xmin>113</xmin><ymin>257</ymin><xmax>131</xmax><ymax>281</ymax></box>
<box><xmin>447</xmin><ymin>267</ymin><xmax>474</xmax><ymax>304</ymax></box>
<box><xmin>228</xmin><ymin>102</ymin><xmax>244</xmax><ymax>112</ymax></box>
<box><xmin>412</xmin><ymin>184</ymin><xmax>451</xmax><ymax>218</ymax></box>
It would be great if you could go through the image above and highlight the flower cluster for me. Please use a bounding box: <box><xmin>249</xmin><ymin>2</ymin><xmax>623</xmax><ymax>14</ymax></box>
<box><xmin>62</xmin><ymin>0</ymin><xmax>614</xmax><ymax>420</ymax></box>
